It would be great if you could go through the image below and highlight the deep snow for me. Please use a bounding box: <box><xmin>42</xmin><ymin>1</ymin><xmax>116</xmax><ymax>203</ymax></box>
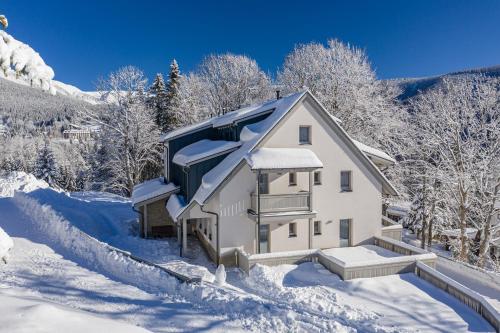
<box><xmin>0</xmin><ymin>172</ymin><xmax>496</xmax><ymax>332</ymax></box>
<box><xmin>0</xmin><ymin>226</ymin><xmax>13</xmax><ymax>261</ymax></box>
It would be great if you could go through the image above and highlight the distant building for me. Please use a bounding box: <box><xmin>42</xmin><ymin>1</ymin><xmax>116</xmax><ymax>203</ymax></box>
<box><xmin>63</xmin><ymin>123</ymin><xmax>100</xmax><ymax>141</ymax></box>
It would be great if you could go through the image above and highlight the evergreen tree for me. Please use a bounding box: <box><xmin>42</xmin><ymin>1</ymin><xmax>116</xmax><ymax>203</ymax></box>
<box><xmin>34</xmin><ymin>143</ymin><xmax>59</xmax><ymax>186</ymax></box>
<box><xmin>149</xmin><ymin>73</ymin><xmax>168</xmax><ymax>130</ymax></box>
<box><xmin>164</xmin><ymin>59</ymin><xmax>183</xmax><ymax>131</ymax></box>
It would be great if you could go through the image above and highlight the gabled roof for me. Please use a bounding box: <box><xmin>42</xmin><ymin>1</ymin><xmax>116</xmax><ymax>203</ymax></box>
<box><xmin>174</xmin><ymin>90</ymin><xmax>398</xmax><ymax>219</ymax></box>
<box><xmin>172</xmin><ymin>139</ymin><xmax>242</xmax><ymax>167</ymax></box>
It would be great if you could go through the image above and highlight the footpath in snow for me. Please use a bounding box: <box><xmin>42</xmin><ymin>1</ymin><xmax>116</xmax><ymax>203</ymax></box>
<box><xmin>0</xmin><ymin>172</ymin><xmax>496</xmax><ymax>332</ymax></box>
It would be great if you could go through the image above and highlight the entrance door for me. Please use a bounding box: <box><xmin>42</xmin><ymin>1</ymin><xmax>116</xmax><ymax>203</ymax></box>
<box><xmin>259</xmin><ymin>224</ymin><xmax>270</xmax><ymax>253</ymax></box>
<box><xmin>339</xmin><ymin>219</ymin><xmax>351</xmax><ymax>247</ymax></box>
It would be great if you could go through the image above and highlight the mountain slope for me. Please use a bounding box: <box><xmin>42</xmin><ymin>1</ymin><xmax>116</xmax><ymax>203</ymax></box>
<box><xmin>392</xmin><ymin>65</ymin><xmax>500</xmax><ymax>100</ymax></box>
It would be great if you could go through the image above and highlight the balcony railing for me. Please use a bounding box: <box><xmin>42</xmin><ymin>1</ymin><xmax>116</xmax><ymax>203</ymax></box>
<box><xmin>250</xmin><ymin>192</ymin><xmax>311</xmax><ymax>213</ymax></box>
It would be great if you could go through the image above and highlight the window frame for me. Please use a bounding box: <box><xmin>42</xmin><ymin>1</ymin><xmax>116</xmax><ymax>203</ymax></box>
<box><xmin>314</xmin><ymin>221</ymin><xmax>322</xmax><ymax>235</ymax></box>
<box><xmin>314</xmin><ymin>171</ymin><xmax>322</xmax><ymax>185</ymax></box>
<box><xmin>289</xmin><ymin>172</ymin><xmax>297</xmax><ymax>186</ymax></box>
<box><xmin>288</xmin><ymin>222</ymin><xmax>297</xmax><ymax>238</ymax></box>
<box><xmin>339</xmin><ymin>218</ymin><xmax>352</xmax><ymax>247</ymax></box>
<box><xmin>299</xmin><ymin>125</ymin><xmax>311</xmax><ymax>145</ymax></box>
<box><xmin>340</xmin><ymin>170</ymin><xmax>352</xmax><ymax>192</ymax></box>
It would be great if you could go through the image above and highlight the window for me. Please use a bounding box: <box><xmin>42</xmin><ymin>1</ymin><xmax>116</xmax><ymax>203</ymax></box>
<box><xmin>209</xmin><ymin>232</ymin><xmax>212</xmax><ymax>241</ymax></box>
<box><xmin>258</xmin><ymin>173</ymin><xmax>269</xmax><ymax>194</ymax></box>
<box><xmin>314</xmin><ymin>171</ymin><xmax>322</xmax><ymax>185</ymax></box>
<box><xmin>289</xmin><ymin>223</ymin><xmax>297</xmax><ymax>238</ymax></box>
<box><xmin>299</xmin><ymin>126</ymin><xmax>311</xmax><ymax>144</ymax></box>
<box><xmin>289</xmin><ymin>172</ymin><xmax>297</xmax><ymax>186</ymax></box>
<box><xmin>314</xmin><ymin>221</ymin><xmax>322</xmax><ymax>235</ymax></box>
<box><xmin>339</xmin><ymin>219</ymin><xmax>351</xmax><ymax>247</ymax></box>
<box><xmin>340</xmin><ymin>171</ymin><xmax>352</xmax><ymax>192</ymax></box>
<box><xmin>204</xmin><ymin>225</ymin><xmax>207</xmax><ymax>235</ymax></box>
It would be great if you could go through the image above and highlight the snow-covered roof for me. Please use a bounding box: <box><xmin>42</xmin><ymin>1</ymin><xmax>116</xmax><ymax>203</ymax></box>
<box><xmin>245</xmin><ymin>148</ymin><xmax>323</xmax><ymax>170</ymax></box>
<box><xmin>166</xmin><ymin>194</ymin><xmax>186</xmax><ymax>222</ymax></box>
<box><xmin>131</xmin><ymin>177</ymin><xmax>178</xmax><ymax>206</ymax></box>
<box><xmin>172</xmin><ymin>139</ymin><xmax>242</xmax><ymax>167</ymax></box>
<box><xmin>160</xmin><ymin>96</ymin><xmax>285</xmax><ymax>142</ymax></box>
<box><xmin>352</xmin><ymin>139</ymin><xmax>395</xmax><ymax>165</ymax></box>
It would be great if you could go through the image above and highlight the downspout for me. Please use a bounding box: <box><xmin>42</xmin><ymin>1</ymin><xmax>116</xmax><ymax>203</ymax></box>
<box><xmin>200</xmin><ymin>205</ymin><xmax>220</xmax><ymax>266</ymax></box>
<box><xmin>257</xmin><ymin>170</ymin><xmax>261</xmax><ymax>254</ymax></box>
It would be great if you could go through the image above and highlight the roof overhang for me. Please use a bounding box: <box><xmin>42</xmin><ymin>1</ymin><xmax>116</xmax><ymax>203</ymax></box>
<box><xmin>245</xmin><ymin>147</ymin><xmax>323</xmax><ymax>171</ymax></box>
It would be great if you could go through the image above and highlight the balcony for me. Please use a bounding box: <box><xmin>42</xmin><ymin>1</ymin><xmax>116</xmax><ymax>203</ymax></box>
<box><xmin>250</xmin><ymin>192</ymin><xmax>311</xmax><ymax>214</ymax></box>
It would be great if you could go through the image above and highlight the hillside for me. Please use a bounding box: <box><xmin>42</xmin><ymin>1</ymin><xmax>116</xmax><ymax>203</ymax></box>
<box><xmin>391</xmin><ymin>65</ymin><xmax>500</xmax><ymax>100</ymax></box>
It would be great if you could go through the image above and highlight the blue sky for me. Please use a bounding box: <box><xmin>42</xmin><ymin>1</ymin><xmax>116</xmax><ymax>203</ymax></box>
<box><xmin>3</xmin><ymin>0</ymin><xmax>500</xmax><ymax>90</ymax></box>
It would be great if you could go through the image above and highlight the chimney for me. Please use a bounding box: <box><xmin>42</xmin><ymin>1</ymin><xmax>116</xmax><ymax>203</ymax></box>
<box><xmin>276</xmin><ymin>90</ymin><xmax>281</xmax><ymax>100</ymax></box>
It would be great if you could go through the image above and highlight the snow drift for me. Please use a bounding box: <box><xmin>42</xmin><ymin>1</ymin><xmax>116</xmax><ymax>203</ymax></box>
<box><xmin>0</xmin><ymin>171</ymin><xmax>49</xmax><ymax>198</ymax></box>
<box><xmin>0</xmin><ymin>226</ymin><xmax>13</xmax><ymax>262</ymax></box>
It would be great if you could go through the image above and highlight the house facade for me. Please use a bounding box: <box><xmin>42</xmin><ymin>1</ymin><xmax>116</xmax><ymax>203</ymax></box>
<box><xmin>132</xmin><ymin>91</ymin><xmax>398</xmax><ymax>265</ymax></box>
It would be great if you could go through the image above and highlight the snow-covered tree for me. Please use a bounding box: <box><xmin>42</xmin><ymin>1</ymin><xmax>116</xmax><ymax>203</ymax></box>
<box><xmin>163</xmin><ymin>59</ymin><xmax>184</xmax><ymax>131</ymax></box>
<box><xmin>34</xmin><ymin>142</ymin><xmax>59</xmax><ymax>186</ymax></box>
<box><xmin>149</xmin><ymin>73</ymin><xmax>168</xmax><ymax>130</ymax></box>
<box><xmin>197</xmin><ymin>53</ymin><xmax>272</xmax><ymax>115</ymax></box>
<box><xmin>409</xmin><ymin>76</ymin><xmax>500</xmax><ymax>261</ymax></box>
<box><xmin>86</xmin><ymin>66</ymin><xmax>162</xmax><ymax>196</ymax></box>
<box><xmin>278</xmin><ymin>39</ymin><xmax>401</xmax><ymax>147</ymax></box>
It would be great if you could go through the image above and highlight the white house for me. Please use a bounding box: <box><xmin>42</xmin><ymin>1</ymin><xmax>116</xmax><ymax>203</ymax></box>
<box><xmin>132</xmin><ymin>91</ymin><xmax>398</xmax><ymax>265</ymax></box>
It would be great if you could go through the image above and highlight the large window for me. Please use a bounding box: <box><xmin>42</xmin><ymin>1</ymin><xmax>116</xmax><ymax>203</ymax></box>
<box><xmin>339</xmin><ymin>219</ymin><xmax>351</xmax><ymax>247</ymax></box>
<box><xmin>289</xmin><ymin>172</ymin><xmax>297</xmax><ymax>186</ymax></box>
<box><xmin>314</xmin><ymin>171</ymin><xmax>322</xmax><ymax>185</ymax></box>
<box><xmin>289</xmin><ymin>223</ymin><xmax>297</xmax><ymax>238</ymax></box>
<box><xmin>340</xmin><ymin>171</ymin><xmax>352</xmax><ymax>192</ymax></box>
<box><xmin>258</xmin><ymin>173</ymin><xmax>269</xmax><ymax>194</ymax></box>
<box><xmin>299</xmin><ymin>126</ymin><xmax>311</xmax><ymax>144</ymax></box>
<box><xmin>314</xmin><ymin>221</ymin><xmax>322</xmax><ymax>235</ymax></box>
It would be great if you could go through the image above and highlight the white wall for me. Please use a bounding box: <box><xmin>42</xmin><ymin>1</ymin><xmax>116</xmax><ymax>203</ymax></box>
<box><xmin>260</xmin><ymin>96</ymin><xmax>383</xmax><ymax>248</ymax></box>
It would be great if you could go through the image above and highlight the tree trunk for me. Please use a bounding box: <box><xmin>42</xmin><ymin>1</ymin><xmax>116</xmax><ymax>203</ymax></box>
<box><xmin>478</xmin><ymin>179</ymin><xmax>499</xmax><ymax>268</ymax></box>
<box><xmin>428</xmin><ymin>199</ymin><xmax>435</xmax><ymax>248</ymax></box>
<box><xmin>458</xmin><ymin>183</ymin><xmax>468</xmax><ymax>261</ymax></box>
<box><xmin>421</xmin><ymin>175</ymin><xmax>427</xmax><ymax>249</ymax></box>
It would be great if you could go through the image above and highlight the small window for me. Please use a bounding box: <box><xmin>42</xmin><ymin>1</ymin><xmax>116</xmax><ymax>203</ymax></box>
<box><xmin>209</xmin><ymin>233</ymin><xmax>212</xmax><ymax>241</ymax></box>
<box><xmin>299</xmin><ymin>126</ymin><xmax>311</xmax><ymax>144</ymax></box>
<box><xmin>314</xmin><ymin>221</ymin><xmax>322</xmax><ymax>235</ymax></box>
<box><xmin>314</xmin><ymin>171</ymin><xmax>322</xmax><ymax>185</ymax></box>
<box><xmin>289</xmin><ymin>223</ymin><xmax>297</xmax><ymax>238</ymax></box>
<box><xmin>289</xmin><ymin>172</ymin><xmax>297</xmax><ymax>186</ymax></box>
<box><xmin>204</xmin><ymin>227</ymin><xmax>207</xmax><ymax>235</ymax></box>
<box><xmin>341</xmin><ymin>171</ymin><xmax>352</xmax><ymax>192</ymax></box>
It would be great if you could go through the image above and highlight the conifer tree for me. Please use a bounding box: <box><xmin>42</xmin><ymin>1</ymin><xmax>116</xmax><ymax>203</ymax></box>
<box><xmin>34</xmin><ymin>142</ymin><xmax>59</xmax><ymax>187</ymax></box>
<box><xmin>164</xmin><ymin>59</ymin><xmax>183</xmax><ymax>131</ymax></box>
<box><xmin>149</xmin><ymin>73</ymin><xmax>168</xmax><ymax>130</ymax></box>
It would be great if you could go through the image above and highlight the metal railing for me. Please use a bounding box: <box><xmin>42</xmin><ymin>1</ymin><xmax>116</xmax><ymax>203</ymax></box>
<box><xmin>250</xmin><ymin>192</ymin><xmax>311</xmax><ymax>213</ymax></box>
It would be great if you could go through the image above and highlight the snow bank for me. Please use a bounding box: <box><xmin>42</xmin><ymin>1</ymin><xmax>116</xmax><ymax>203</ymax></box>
<box><xmin>0</xmin><ymin>226</ymin><xmax>13</xmax><ymax>262</ymax></box>
<box><xmin>0</xmin><ymin>292</ymin><xmax>152</xmax><ymax>333</ymax></box>
<box><xmin>12</xmin><ymin>192</ymin><xmax>179</xmax><ymax>294</ymax></box>
<box><xmin>0</xmin><ymin>31</ymin><xmax>55</xmax><ymax>94</ymax></box>
<box><xmin>0</xmin><ymin>171</ymin><xmax>49</xmax><ymax>198</ymax></box>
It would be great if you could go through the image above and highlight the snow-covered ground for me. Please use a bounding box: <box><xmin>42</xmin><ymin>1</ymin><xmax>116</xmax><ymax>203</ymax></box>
<box><xmin>0</xmin><ymin>172</ymin><xmax>496</xmax><ymax>332</ymax></box>
<box><xmin>322</xmin><ymin>245</ymin><xmax>401</xmax><ymax>263</ymax></box>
